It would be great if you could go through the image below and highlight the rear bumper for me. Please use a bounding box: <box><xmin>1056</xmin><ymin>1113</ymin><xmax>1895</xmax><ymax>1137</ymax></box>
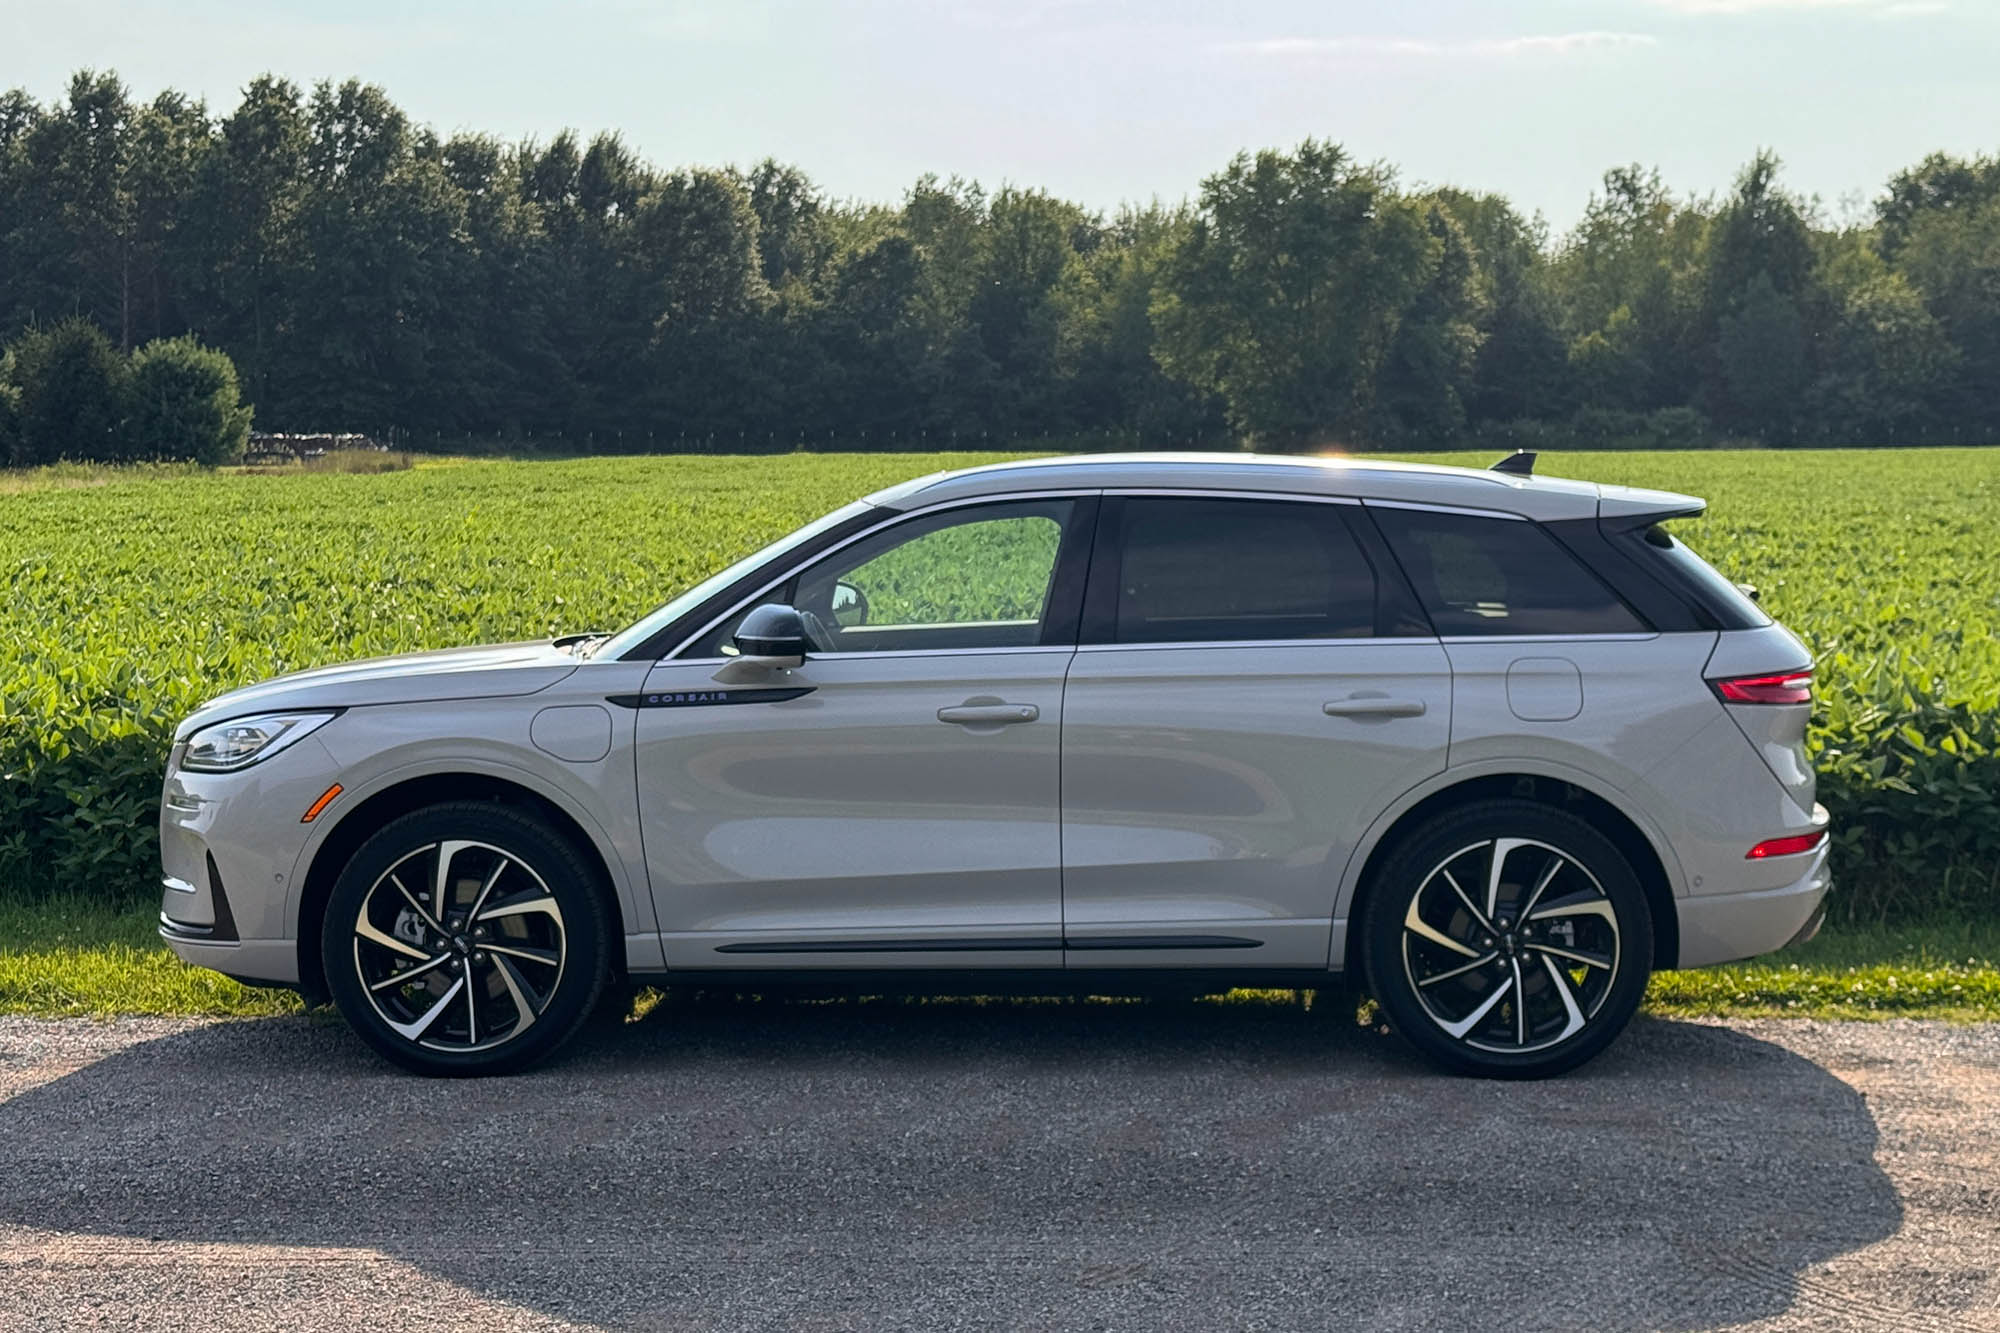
<box><xmin>1673</xmin><ymin>837</ymin><xmax>1831</xmax><ymax>969</ymax></box>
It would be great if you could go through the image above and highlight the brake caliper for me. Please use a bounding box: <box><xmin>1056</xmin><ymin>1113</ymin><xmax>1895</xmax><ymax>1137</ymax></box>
<box><xmin>392</xmin><ymin>907</ymin><xmax>427</xmax><ymax>948</ymax></box>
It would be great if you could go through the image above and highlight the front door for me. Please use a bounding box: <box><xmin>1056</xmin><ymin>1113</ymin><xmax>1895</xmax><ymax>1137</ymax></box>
<box><xmin>634</xmin><ymin>496</ymin><xmax>1095</xmax><ymax>968</ymax></box>
<box><xmin>1059</xmin><ymin>494</ymin><xmax>1453</xmax><ymax>969</ymax></box>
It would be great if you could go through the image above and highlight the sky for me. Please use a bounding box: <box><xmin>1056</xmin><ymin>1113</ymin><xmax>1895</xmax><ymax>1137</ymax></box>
<box><xmin>3</xmin><ymin>0</ymin><xmax>1996</xmax><ymax>232</ymax></box>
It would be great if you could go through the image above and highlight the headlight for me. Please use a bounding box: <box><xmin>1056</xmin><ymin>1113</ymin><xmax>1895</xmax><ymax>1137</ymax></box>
<box><xmin>180</xmin><ymin>711</ymin><xmax>339</xmax><ymax>773</ymax></box>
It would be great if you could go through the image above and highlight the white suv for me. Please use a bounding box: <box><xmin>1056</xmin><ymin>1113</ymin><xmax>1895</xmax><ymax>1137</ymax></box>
<box><xmin>158</xmin><ymin>453</ymin><xmax>1829</xmax><ymax>1078</ymax></box>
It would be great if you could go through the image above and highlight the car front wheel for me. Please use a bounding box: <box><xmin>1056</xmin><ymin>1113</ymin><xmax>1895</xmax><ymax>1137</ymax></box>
<box><xmin>322</xmin><ymin>801</ymin><xmax>611</xmax><ymax>1076</ymax></box>
<box><xmin>1361</xmin><ymin>799</ymin><xmax>1653</xmax><ymax>1079</ymax></box>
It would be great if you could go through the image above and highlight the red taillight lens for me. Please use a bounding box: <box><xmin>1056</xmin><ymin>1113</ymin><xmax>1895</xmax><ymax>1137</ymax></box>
<box><xmin>1746</xmin><ymin>830</ymin><xmax>1828</xmax><ymax>859</ymax></box>
<box><xmin>1711</xmin><ymin>670</ymin><xmax>1812</xmax><ymax>705</ymax></box>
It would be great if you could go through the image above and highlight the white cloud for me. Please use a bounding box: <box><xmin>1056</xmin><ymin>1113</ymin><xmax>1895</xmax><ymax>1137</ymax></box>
<box><xmin>1227</xmin><ymin>31</ymin><xmax>1658</xmax><ymax>61</ymax></box>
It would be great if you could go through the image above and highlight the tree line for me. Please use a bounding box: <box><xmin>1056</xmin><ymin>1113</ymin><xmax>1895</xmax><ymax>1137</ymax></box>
<box><xmin>4</xmin><ymin>68</ymin><xmax>2000</xmax><ymax>456</ymax></box>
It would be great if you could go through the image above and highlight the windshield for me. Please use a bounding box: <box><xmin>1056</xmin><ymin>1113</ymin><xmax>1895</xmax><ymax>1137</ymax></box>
<box><xmin>589</xmin><ymin>500</ymin><xmax>879</xmax><ymax>660</ymax></box>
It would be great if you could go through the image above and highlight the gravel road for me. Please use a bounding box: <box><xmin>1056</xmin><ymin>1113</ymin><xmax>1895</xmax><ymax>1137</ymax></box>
<box><xmin>1</xmin><ymin>1002</ymin><xmax>1996</xmax><ymax>1331</ymax></box>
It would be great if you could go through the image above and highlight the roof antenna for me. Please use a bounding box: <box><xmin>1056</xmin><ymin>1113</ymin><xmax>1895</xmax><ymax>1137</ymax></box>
<box><xmin>1490</xmin><ymin>450</ymin><xmax>1537</xmax><ymax>477</ymax></box>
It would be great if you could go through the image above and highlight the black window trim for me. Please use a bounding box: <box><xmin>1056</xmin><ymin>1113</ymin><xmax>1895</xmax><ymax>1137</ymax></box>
<box><xmin>654</xmin><ymin>491</ymin><xmax>1103</xmax><ymax>662</ymax></box>
<box><xmin>1078</xmin><ymin>490</ymin><xmax>1424</xmax><ymax>649</ymax></box>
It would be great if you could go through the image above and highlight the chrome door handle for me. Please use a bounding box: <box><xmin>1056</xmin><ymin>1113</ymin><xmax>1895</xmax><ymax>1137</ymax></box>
<box><xmin>1323</xmin><ymin>697</ymin><xmax>1427</xmax><ymax>719</ymax></box>
<box><xmin>937</xmin><ymin>702</ymin><xmax>1040</xmax><ymax>725</ymax></box>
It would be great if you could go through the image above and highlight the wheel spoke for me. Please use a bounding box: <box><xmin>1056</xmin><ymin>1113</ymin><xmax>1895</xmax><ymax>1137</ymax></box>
<box><xmin>1404</xmin><ymin>893</ymin><xmax>1479</xmax><ymax>958</ymax></box>
<box><xmin>466</xmin><ymin>856</ymin><xmax>510</xmax><ymax>923</ymax></box>
<box><xmin>1437</xmin><ymin>970</ymin><xmax>1515</xmax><ymax>1040</ymax></box>
<box><xmin>477</xmin><ymin>894</ymin><xmax>563</xmax><ymax>927</ymax></box>
<box><xmin>493</xmin><ymin>955</ymin><xmax>540</xmax><ymax>1034</ymax></box>
<box><xmin>386</xmin><ymin>972</ymin><xmax>466</xmax><ymax>1042</ymax></box>
<box><xmin>1417</xmin><ymin>951</ymin><xmax>1499</xmax><ymax>988</ymax></box>
<box><xmin>387</xmin><ymin>873</ymin><xmax>444</xmax><ymax>935</ymax></box>
<box><xmin>1507</xmin><ymin>957</ymin><xmax>1530</xmax><ymax>1045</ymax></box>
<box><xmin>463</xmin><ymin>959</ymin><xmax>479</xmax><ymax>1045</ymax></box>
<box><xmin>484</xmin><ymin>942</ymin><xmax>560</xmax><ymax>969</ymax></box>
<box><xmin>1526</xmin><ymin>942</ymin><xmax>1613</xmax><ymax>971</ymax></box>
<box><xmin>368</xmin><ymin>951</ymin><xmax>454</xmax><ymax>991</ymax></box>
<box><xmin>1486</xmin><ymin>838</ymin><xmax>1529</xmax><ymax>919</ymax></box>
<box><xmin>1518</xmin><ymin>853</ymin><xmax>1566</xmax><ymax>923</ymax></box>
<box><xmin>1438</xmin><ymin>867</ymin><xmax>1494</xmax><ymax>934</ymax></box>
<box><xmin>433</xmin><ymin>840</ymin><xmax>474</xmax><ymax>920</ymax></box>
<box><xmin>356</xmin><ymin>912</ymin><xmax>430</xmax><ymax>962</ymax></box>
<box><xmin>1539</xmin><ymin>954</ymin><xmax>1588</xmax><ymax>1042</ymax></box>
<box><xmin>1528</xmin><ymin>894</ymin><xmax>1618</xmax><ymax>927</ymax></box>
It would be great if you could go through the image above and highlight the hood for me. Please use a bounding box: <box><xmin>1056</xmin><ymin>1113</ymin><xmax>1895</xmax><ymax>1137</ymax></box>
<box><xmin>175</xmin><ymin>640</ymin><xmax>582</xmax><ymax>739</ymax></box>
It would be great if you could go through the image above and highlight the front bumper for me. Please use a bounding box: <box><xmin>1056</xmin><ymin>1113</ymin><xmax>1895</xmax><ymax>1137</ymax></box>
<box><xmin>1673</xmin><ymin>835</ymin><xmax>1832</xmax><ymax>969</ymax></box>
<box><xmin>157</xmin><ymin>737</ymin><xmax>341</xmax><ymax>986</ymax></box>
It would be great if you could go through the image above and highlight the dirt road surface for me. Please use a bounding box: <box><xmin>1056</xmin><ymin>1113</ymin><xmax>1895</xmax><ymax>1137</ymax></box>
<box><xmin>1</xmin><ymin>1004</ymin><xmax>1996</xmax><ymax>1330</ymax></box>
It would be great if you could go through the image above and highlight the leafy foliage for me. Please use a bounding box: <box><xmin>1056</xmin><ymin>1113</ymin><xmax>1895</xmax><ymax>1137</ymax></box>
<box><xmin>10</xmin><ymin>73</ymin><xmax>2000</xmax><ymax>449</ymax></box>
<box><xmin>128</xmin><ymin>335</ymin><xmax>252</xmax><ymax>463</ymax></box>
<box><xmin>0</xmin><ymin>323</ymin><xmax>248</xmax><ymax>463</ymax></box>
<box><xmin>6</xmin><ymin>318</ymin><xmax>131</xmax><ymax>464</ymax></box>
<box><xmin>0</xmin><ymin>450</ymin><xmax>1992</xmax><ymax>925</ymax></box>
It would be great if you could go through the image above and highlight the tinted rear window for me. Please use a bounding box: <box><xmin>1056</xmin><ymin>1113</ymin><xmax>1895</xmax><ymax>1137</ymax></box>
<box><xmin>1371</xmin><ymin>506</ymin><xmax>1647</xmax><ymax>636</ymax></box>
<box><xmin>1639</xmin><ymin>524</ymin><xmax>1771</xmax><ymax>629</ymax></box>
<box><xmin>1112</xmin><ymin>497</ymin><xmax>1377</xmax><ymax>643</ymax></box>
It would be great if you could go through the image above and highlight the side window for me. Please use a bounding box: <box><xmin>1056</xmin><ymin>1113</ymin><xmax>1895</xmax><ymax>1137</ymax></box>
<box><xmin>1107</xmin><ymin>498</ymin><xmax>1377</xmax><ymax>644</ymax></box>
<box><xmin>689</xmin><ymin>500</ymin><xmax>1076</xmax><ymax>656</ymax></box>
<box><xmin>1371</xmin><ymin>506</ymin><xmax>1647</xmax><ymax>636</ymax></box>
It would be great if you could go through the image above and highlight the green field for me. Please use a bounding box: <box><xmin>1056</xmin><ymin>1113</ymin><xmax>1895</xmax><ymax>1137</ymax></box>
<box><xmin>0</xmin><ymin>447</ymin><xmax>1995</xmax><ymax>1022</ymax></box>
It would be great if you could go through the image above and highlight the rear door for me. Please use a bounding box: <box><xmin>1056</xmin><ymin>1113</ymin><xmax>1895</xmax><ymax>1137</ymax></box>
<box><xmin>1059</xmin><ymin>494</ymin><xmax>1453</xmax><ymax>969</ymax></box>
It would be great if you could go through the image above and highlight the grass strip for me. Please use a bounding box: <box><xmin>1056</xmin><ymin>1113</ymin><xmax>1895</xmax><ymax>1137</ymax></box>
<box><xmin>3</xmin><ymin>898</ymin><xmax>1997</xmax><ymax>1022</ymax></box>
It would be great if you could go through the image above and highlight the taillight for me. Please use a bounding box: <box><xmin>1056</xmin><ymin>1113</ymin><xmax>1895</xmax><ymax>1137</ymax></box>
<box><xmin>1710</xmin><ymin>669</ymin><xmax>1812</xmax><ymax>705</ymax></box>
<box><xmin>1746</xmin><ymin>830</ymin><xmax>1828</xmax><ymax>859</ymax></box>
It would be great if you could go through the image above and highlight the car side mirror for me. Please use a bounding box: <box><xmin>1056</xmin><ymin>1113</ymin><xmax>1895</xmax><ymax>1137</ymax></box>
<box><xmin>723</xmin><ymin>603</ymin><xmax>809</xmax><ymax>674</ymax></box>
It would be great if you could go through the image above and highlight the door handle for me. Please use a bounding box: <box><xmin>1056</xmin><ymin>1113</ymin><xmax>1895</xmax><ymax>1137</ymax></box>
<box><xmin>937</xmin><ymin>702</ymin><xmax>1040</xmax><ymax>725</ymax></box>
<box><xmin>1323</xmin><ymin>697</ymin><xmax>1427</xmax><ymax>719</ymax></box>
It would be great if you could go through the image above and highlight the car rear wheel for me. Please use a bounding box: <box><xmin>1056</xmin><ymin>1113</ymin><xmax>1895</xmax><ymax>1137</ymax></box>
<box><xmin>1361</xmin><ymin>799</ymin><xmax>1653</xmax><ymax>1080</ymax></box>
<box><xmin>322</xmin><ymin>801</ymin><xmax>611</xmax><ymax>1077</ymax></box>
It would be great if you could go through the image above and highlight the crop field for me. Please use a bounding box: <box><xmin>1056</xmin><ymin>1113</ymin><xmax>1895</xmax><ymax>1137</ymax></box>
<box><xmin>0</xmin><ymin>447</ymin><xmax>1995</xmax><ymax>924</ymax></box>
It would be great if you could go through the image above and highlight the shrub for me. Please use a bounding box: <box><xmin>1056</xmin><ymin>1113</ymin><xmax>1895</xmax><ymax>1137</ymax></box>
<box><xmin>7</xmin><ymin>319</ymin><xmax>133</xmax><ymax>465</ymax></box>
<box><xmin>128</xmin><ymin>336</ymin><xmax>253</xmax><ymax>464</ymax></box>
<box><xmin>0</xmin><ymin>378</ymin><xmax>18</xmax><ymax>464</ymax></box>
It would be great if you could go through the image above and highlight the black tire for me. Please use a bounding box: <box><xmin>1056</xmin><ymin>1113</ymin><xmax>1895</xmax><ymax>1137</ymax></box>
<box><xmin>322</xmin><ymin>801</ymin><xmax>611</xmax><ymax>1077</ymax></box>
<box><xmin>1361</xmin><ymin>799</ymin><xmax>1653</xmax><ymax>1080</ymax></box>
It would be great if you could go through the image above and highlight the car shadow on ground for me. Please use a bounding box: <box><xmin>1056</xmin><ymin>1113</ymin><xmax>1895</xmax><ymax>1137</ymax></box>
<box><xmin>0</xmin><ymin>999</ymin><xmax>1900</xmax><ymax>1330</ymax></box>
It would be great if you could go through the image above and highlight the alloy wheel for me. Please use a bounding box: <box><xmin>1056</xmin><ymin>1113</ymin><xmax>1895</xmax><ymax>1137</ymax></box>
<box><xmin>351</xmin><ymin>839</ymin><xmax>569</xmax><ymax>1053</ymax></box>
<box><xmin>1399</xmin><ymin>837</ymin><xmax>1622</xmax><ymax>1056</ymax></box>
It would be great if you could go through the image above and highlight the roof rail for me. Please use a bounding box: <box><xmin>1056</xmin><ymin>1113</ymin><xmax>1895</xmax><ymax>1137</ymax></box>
<box><xmin>1489</xmin><ymin>450</ymin><xmax>1537</xmax><ymax>477</ymax></box>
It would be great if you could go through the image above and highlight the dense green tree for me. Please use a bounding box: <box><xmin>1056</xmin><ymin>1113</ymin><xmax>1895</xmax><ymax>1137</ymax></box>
<box><xmin>180</xmin><ymin>75</ymin><xmax>307</xmax><ymax>412</ymax></box>
<box><xmin>1892</xmin><ymin>192</ymin><xmax>2000</xmax><ymax>435</ymax></box>
<box><xmin>128</xmin><ymin>334</ymin><xmax>252</xmax><ymax>462</ymax></box>
<box><xmin>1373</xmin><ymin>200</ymin><xmax>1488</xmax><ymax>440</ymax></box>
<box><xmin>7</xmin><ymin>68</ymin><xmax>2000</xmax><ymax>455</ymax></box>
<box><xmin>1811</xmin><ymin>265</ymin><xmax>1957</xmax><ymax>441</ymax></box>
<box><xmin>1553</xmin><ymin>166</ymin><xmax>1708</xmax><ymax>413</ymax></box>
<box><xmin>1435</xmin><ymin>190</ymin><xmax>1571</xmax><ymax>425</ymax></box>
<box><xmin>5</xmin><ymin>317</ymin><xmax>131</xmax><ymax>463</ymax></box>
<box><xmin>1152</xmin><ymin>140</ymin><xmax>1436</xmax><ymax>446</ymax></box>
<box><xmin>743</xmin><ymin>159</ymin><xmax>830</xmax><ymax>294</ymax></box>
<box><xmin>1877</xmin><ymin>152</ymin><xmax>2000</xmax><ymax>262</ymax></box>
<box><xmin>1715</xmin><ymin>272</ymin><xmax>1809</xmax><ymax>440</ymax></box>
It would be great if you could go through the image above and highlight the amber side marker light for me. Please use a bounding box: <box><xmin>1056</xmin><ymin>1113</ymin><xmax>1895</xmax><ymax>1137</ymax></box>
<box><xmin>1746</xmin><ymin>829</ymin><xmax>1828</xmax><ymax>860</ymax></box>
<box><xmin>300</xmin><ymin>783</ymin><xmax>344</xmax><ymax>823</ymax></box>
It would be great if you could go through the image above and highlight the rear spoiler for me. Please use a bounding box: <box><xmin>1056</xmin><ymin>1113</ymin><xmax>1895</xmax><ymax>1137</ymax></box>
<box><xmin>1597</xmin><ymin>486</ymin><xmax>1705</xmax><ymax>527</ymax></box>
<box><xmin>1486</xmin><ymin>452</ymin><xmax>1706</xmax><ymax>526</ymax></box>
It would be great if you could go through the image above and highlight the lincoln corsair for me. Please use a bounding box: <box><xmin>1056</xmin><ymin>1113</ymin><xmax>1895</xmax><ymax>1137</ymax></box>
<box><xmin>158</xmin><ymin>453</ymin><xmax>1829</xmax><ymax>1078</ymax></box>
